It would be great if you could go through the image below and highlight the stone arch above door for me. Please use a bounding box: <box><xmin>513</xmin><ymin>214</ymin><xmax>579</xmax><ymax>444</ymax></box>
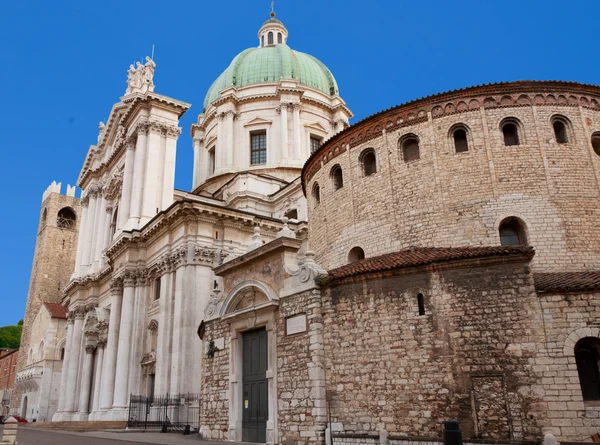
<box><xmin>220</xmin><ymin>280</ymin><xmax>279</xmax><ymax>317</ymax></box>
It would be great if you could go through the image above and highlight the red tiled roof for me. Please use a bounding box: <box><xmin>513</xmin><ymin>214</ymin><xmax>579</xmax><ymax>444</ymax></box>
<box><xmin>534</xmin><ymin>272</ymin><xmax>600</xmax><ymax>293</ymax></box>
<box><xmin>326</xmin><ymin>245</ymin><xmax>534</xmax><ymax>281</ymax></box>
<box><xmin>44</xmin><ymin>302</ymin><xmax>68</xmax><ymax>319</ymax></box>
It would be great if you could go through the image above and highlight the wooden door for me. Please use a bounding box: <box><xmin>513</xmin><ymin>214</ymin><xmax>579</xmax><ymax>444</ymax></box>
<box><xmin>242</xmin><ymin>328</ymin><xmax>268</xmax><ymax>443</ymax></box>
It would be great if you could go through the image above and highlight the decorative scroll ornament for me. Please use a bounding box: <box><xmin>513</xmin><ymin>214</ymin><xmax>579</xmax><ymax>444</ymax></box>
<box><xmin>126</xmin><ymin>56</ymin><xmax>156</xmax><ymax>95</ymax></box>
<box><xmin>284</xmin><ymin>250</ymin><xmax>327</xmax><ymax>284</ymax></box>
<box><xmin>204</xmin><ymin>277</ymin><xmax>224</xmax><ymax>318</ymax></box>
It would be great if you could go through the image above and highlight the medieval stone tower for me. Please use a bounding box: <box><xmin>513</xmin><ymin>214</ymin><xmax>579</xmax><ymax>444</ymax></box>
<box><xmin>11</xmin><ymin>182</ymin><xmax>81</xmax><ymax>413</ymax></box>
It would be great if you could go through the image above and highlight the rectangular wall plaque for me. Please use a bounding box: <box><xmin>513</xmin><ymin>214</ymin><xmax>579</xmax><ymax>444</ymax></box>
<box><xmin>286</xmin><ymin>313</ymin><xmax>307</xmax><ymax>336</ymax></box>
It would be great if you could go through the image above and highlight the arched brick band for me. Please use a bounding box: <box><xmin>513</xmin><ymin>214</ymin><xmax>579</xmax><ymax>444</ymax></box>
<box><xmin>563</xmin><ymin>327</ymin><xmax>600</xmax><ymax>356</ymax></box>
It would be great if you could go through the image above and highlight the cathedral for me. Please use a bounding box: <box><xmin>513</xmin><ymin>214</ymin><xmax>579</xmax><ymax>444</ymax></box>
<box><xmin>13</xmin><ymin>9</ymin><xmax>600</xmax><ymax>445</ymax></box>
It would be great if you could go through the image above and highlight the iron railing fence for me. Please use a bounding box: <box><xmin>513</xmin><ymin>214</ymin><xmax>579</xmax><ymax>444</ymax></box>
<box><xmin>127</xmin><ymin>393</ymin><xmax>200</xmax><ymax>433</ymax></box>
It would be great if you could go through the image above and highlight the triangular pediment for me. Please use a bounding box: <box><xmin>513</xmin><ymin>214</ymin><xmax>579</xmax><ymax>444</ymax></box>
<box><xmin>243</xmin><ymin>117</ymin><xmax>273</xmax><ymax>127</ymax></box>
<box><xmin>304</xmin><ymin>121</ymin><xmax>328</xmax><ymax>133</ymax></box>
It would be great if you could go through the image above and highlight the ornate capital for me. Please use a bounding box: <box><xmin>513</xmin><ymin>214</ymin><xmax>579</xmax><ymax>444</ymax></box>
<box><xmin>148</xmin><ymin>121</ymin><xmax>163</xmax><ymax>134</ymax></box>
<box><xmin>194</xmin><ymin>246</ymin><xmax>216</xmax><ymax>264</ymax></box>
<box><xmin>135</xmin><ymin>269</ymin><xmax>148</xmax><ymax>286</ymax></box>
<box><xmin>98</xmin><ymin>338</ymin><xmax>107</xmax><ymax>348</ymax></box>
<box><xmin>122</xmin><ymin>270</ymin><xmax>136</xmax><ymax>287</ymax></box>
<box><xmin>85</xmin><ymin>344</ymin><xmax>97</xmax><ymax>354</ymax></box>
<box><xmin>125</xmin><ymin>139</ymin><xmax>136</xmax><ymax>151</ymax></box>
<box><xmin>110</xmin><ymin>279</ymin><xmax>123</xmax><ymax>295</ymax></box>
<box><xmin>73</xmin><ymin>308</ymin><xmax>85</xmax><ymax>320</ymax></box>
<box><xmin>135</xmin><ymin>121</ymin><xmax>149</xmax><ymax>136</ymax></box>
<box><xmin>165</xmin><ymin>125</ymin><xmax>182</xmax><ymax>139</ymax></box>
<box><xmin>80</xmin><ymin>195</ymin><xmax>90</xmax><ymax>207</ymax></box>
<box><xmin>217</xmin><ymin>112</ymin><xmax>226</xmax><ymax>121</ymax></box>
<box><xmin>292</xmin><ymin>103</ymin><xmax>302</xmax><ymax>111</ymax></box>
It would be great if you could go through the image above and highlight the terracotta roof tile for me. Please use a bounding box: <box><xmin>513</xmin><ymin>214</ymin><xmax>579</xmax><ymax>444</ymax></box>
<box><xmin>534</xmin><ymin>272</ymin><xmax>600</xmax><ymax>293</ymax></box>
<box><xmin>44</xmin><ymin>302</ymin><xmax>68</xmax><ymax>319</ymax></box>
<box><xmin>326</xmin><ymin>245</ymin><xmax>534</xmax><ymax>281</ymax></box>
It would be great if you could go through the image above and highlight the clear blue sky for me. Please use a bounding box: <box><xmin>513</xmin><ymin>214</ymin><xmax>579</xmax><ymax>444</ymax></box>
<box><xmin>0</xmin><ymin>0</ymin><xmax>598</xmax><ymax>327</ymax></box>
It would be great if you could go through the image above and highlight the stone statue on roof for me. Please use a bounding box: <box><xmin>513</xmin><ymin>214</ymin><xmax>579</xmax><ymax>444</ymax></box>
<box><xmin>125</xmin><ymin>57</ymin><xmax>156</xmax><ymax>95</ymax></box>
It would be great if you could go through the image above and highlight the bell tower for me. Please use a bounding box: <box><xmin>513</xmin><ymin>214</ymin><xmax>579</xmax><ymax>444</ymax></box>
<box><xmin>11</xmin><ymin>182</ymin><xmax>81</xmax><ymax>413</ymax></box>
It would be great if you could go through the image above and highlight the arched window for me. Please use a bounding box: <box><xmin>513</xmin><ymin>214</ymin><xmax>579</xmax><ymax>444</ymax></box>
<box><xmin>312</xmin><ymin>183</ymin><xmax>321</xmax><ymax>205</ymax></box>
<box><xmin>575</xmin><ymin>337</ymin><xmax>600</xmax><ymax>401</ymax></box>
<box><xmin>268</xmin><ymin>31</ymin><xmax>273</xmax><ymax>45</ymax></box>
<box><xmin>277</xmin><ymin>32</ymin><xmax>282</xmax><ymax>44</ymax></box>
<box><xmin>501</xmin><ymin>119</ymin><xmax>521</xmax><ymax>146</ymax></box>
<box><xmin>592</xmin><ymin>132</ymin><xmax>600</xmax><ymax>157</ymax></box>
<box><xmin>42</xmin><ymin>208</ymin><xmax>47</xmax><ymax>222</ymax></box>
<box><xmin>551</xmin><ymin>115</ymin><xmax>571</xmax><ymax>144</ymax></box>
<box><xmin>417</xmin><ymin>293</ymin><xmax>425</xmax><ymax>316</ymax></box>
<box><xmin>331</xmin><ymin>165</ymin><xmax>343</xmax><ymax>190</ymax></box>
<box><xmin>451</xmin><ymin>126</ymin><xmax>469</xmax><ymax>152</ymax></box>
<box><xmin>57</xmin><ymin>207</ymin><xmax>76</xmax><ymax>229</ymax></box>
<box><xmin>499</xmin><ymin>217</ymin><xmax>527</xmax><ymax>245</ymax></box>
<box><xmin>261</xmin><ymin>35</ymin><xmax>265</xmax><ymax>47</ymax></box>
<box><xmin>360</xmin><ymin>149</ymin><xmax>377</xmax><ymax>176</ymax></box>
<box><xmin>110</xmin><ymin>206</ymin><xmax>118</xmax><ymax>239</ymax></box>
<box><xmin>348</xmin><ymin>246</ymin><xmax>365</xmax><ymax>263</ymax></box>
<box><xmin>400</xmin><ymin>135</ymin><xmax>420</xmax><ymax>162</ymax></box>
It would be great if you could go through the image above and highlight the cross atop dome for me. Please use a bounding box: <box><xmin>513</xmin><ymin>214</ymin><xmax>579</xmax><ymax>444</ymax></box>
<box><xmin>258</xmin><ymin>5</ymin><xmax>288</xmax><ymax>47</ymax></box>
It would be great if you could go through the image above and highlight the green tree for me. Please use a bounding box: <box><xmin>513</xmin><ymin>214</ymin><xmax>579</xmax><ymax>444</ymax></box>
<box><xmin>0</xmin><ymin>323</ymin><xmax>22</xmax><ymax>349</ymax></box>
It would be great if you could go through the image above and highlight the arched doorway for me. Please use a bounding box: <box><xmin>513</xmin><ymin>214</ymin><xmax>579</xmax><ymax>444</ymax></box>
<box><xmin>21</xmin><ymin>396</ymin><xmax>28</xmax><ymax>419</ymax></box>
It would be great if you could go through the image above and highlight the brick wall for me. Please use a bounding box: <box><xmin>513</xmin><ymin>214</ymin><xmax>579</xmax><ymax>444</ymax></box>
<box><xmin>305</xmin><ymin>85</ymin><xmax>600</xmax><ymax>272</ymax></box>
<box><xmin>320</xmin><ymin>260</ymin><xmax>544</xmax><ymax>440</ymax></box>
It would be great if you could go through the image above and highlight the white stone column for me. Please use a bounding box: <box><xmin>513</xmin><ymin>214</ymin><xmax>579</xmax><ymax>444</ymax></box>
<box><xmin>141</xmin><ymin>123</ymin><xmax>162</xmax><ymax>226</ymax></box>
<box><xmin>81</xmin><ymin>189</ymin><xmax>98</xmax><ymax>270</ymax></box>
<box><xmin>128</xmin><ymin>274</ymin><xmax>148</xmax><ymax>397</ymax></box>
<box><xmin>169</xmin><ymin>265</ymin><xmax>185</xmax><ymax>395</ymax></box>
<box><xmin>90</xmin><ymin>340</ymin><xmax>105</xmax><ymax>417</ymax></box>
<box><xmin>76</xmin><ymin>344</ymin><xmax>95</xmax><ymax>417</ymax></box>
<box><xmin>55</xmin><ymin>317</ymin><xmax>74</xmax><ymax>415</ymax></box>
<box><xmin>64</xmin><ymin>310</ymin><xmax>84</xmax><ymax>413</ymax></box>
<box><xmin>280</xmin><ymin>103</ymin><xmax>289</xmax><ymax>160</ymax></box>
<box><xmin>93</xmin><ymin>196</ymin><xmax>107</xmax><ymax>270</ymax></box>
<box><xmin>73</xmin><ymin>200</ymin><xmax>89</xmax><ymax>276</ymax></box>
<box><xmin>155</xmin><ymin>270</ymin><xmax>173</xmax><ymax>396</ymax></box>
<box><xmin>129</xmin><ymin>126</ymin><xmax>148</xmax><ymax>230</ymax></box>
<box><xmin>216</xmin><ymin>113</ymin><xmax>225</xmax><ymax>172</ymax></box>
<box><xmin>226</xmin><ymin>111</ymin><xmax>234</xmax><ymax>167</ymax></box>
<box><xmin>161</xmin><ymin>127</ymin><xmax>179</xmax><ymax>210</ymax></box>
<box><xmin>293</xmin><ymin>104</ymin><xmax>302</xmax><ymax>159</ymax></box>
<box><xmin>112</xmin><ymin>274</ymin><xmax>136</xmax><ymax>413</ymax></box>
<box><xmin>118</xmin><ymin>141</ymin><xmax>136</xmax><ymax>231</ymax></box>
<box><xmin>192</xmin><ymin>138</ymin><xmax>204</xmax><ymax>188</ymax></box>
<box><xmin>100</xmin><ymin>281</ymin><xmax>122</xmax><ymax>411</ymax></box>
<box><xmin>88</xmin><ymin>190</ymin><xmax>103</xmax><ymax>270</ymax></box>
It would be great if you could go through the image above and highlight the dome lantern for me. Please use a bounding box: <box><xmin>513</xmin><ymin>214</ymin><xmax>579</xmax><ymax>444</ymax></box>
<box><xmin>257</xmin><ymin>10</ymin><xmax>288</xmax><ymax>47</ymax></box>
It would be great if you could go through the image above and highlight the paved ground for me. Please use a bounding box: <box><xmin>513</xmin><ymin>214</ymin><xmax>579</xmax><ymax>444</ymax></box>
<box><xmin>1</xmin><ymin>425</ymin><xmax>220</xmax><ymax>445</ymax></box>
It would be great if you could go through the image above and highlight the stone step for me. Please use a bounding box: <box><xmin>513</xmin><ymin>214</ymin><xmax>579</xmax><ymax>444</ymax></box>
<box><xmin>22</xmin><ymin>421</ymin><xmax>127</xmax><ymax>432</ymax></box>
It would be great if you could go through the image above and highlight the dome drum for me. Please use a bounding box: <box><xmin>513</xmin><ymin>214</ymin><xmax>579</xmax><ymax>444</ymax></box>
<box><xmin>303</xmin><ymin>81</ymin><xmax>600</xmax><ymax>272</ymax></box>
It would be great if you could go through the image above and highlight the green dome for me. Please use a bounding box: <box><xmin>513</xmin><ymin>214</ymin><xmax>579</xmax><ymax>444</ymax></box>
<box><xmin>203</xmin><ymin>44</ymin><xmax>339</xmax><ymax>112</ymax></box>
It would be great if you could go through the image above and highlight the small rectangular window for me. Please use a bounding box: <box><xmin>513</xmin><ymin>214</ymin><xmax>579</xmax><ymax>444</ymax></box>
<box><xmin>251</xmin><ymin>131</ymin><xmax>267</xmax><ymax>165</ymax></box>
<box><xmin>154</xmin><ymin>277</ymin><xmax>161</xmax><ymax>301</ymax></box>
<box><xmin>310</xmin><ymin>136</ymin><xmax>321</xmax><ymax>154</ymax></box>
<box><xmin>208</xmin><ymin>146</ymin><xmax>216</xmax><ymax>175</ymax></box>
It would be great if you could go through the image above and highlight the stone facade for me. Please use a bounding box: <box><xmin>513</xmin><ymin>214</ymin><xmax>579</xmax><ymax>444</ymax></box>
<box><xmin>303</xmin><ymin>82</ymin><xmax>600</xmax><ymax>272</ymax></box>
